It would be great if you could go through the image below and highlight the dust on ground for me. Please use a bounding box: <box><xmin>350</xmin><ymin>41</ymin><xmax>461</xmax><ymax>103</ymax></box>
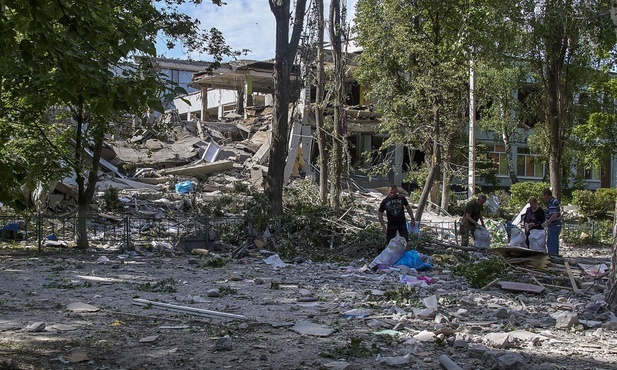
<box><xmin>0</xmin><ymin>240</ymin><xmax>615</xmax><ymax>370</ymax></box>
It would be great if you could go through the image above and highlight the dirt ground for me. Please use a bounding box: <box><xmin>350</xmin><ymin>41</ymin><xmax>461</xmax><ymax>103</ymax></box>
<box><xmin>0</xmin><ymin>240</ymin><xmax>616</xmax><ymax>370</ymax></box>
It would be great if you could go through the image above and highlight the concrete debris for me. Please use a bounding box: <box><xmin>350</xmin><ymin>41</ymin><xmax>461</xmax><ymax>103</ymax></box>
<box><xmin>214</xmin><ymin>335</ymin><xmax>233</xmax><ymax>351</ymax></box>
<box><xmin>552</xmin><ymin>311</ymin><xmax>580</xmax><ymax>329</ymax></box>
<box><xmin>290</xmin><ymin>321</ymin><xmax>333</xmax><ymax>337</ymax></box>
<box><xmin>66</xmin><ymin>302</ymin><xmax>100</xmax><ymax>313</ymax></box>
<box><xmin>25</xmin><ymin>322</ymin><xmax>46</xmax><ymax>332</ymax></box>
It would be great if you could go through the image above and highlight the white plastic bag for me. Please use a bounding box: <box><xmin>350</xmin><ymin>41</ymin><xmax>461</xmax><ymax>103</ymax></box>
<box><xmin>528</xmin><ymin>229</ymin><xmax>546</xmax><ymax>252</ymax></box>
<box><xmin>508</xmin><ymin>227</ymin><xmax>527</xmax><ymax>248</ymax></box>
<box><xmin>473</xmin><ymin>227</ymin><xmax>491</xmax><ymax>248</ymax></box>
<box><xmin>369</xmin><ymin>235</ymin><xmax>407</xmax><ymax>268</ymax></box>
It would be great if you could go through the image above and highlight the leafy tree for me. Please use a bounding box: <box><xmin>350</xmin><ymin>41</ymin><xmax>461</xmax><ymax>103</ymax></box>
<box><xmin>476</xmin><ymin>63</ymin><xmax>529</xmax><ymax>185</ymax></box>
<box><xmin>267</xmin><ymin>0</ymin><xmax>308</xmax><ymax>216</ymax></box>
<box><xmin>0</xmin><ymin>0</ymin><xmax>231</xmax><ymax>248</ymax></box>
<box><xmin>354</xmin><ymin>0</ymin><xmax>478</xmax><ymax>222</ymax></box>
<box><xmin>519</xmin><ymin>0</ymin><xmax>614</xmax><ymax>200</ymax></box>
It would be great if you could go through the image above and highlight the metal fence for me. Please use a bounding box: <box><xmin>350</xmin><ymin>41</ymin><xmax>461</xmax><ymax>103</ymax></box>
<box><xmin>0</xmin><ymin>214</ymin><xmax>279</xmax><ymax>252</ymax></box>
<box><xmin>3</xmin><ymin>213</ymin><xmax>607</xmax><ymax>252</ymax></box>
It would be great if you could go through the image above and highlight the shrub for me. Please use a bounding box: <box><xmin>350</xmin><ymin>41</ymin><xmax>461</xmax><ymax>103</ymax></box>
<box><xmin>595</xmin><ymin>188</ymin><xmax>617</xmax><ymax>215</ymax></box>
<box><xmin>452</xmin><ymin>257</ymin><xmax>510</xmax><ymax>288</ymax></box>
<box><xmin>99</xmin><ymin>186</ymin><xmax>122</xmax><ymax>212</ymax></box>
<box><xmin>509</xmin><ymin>181</ymin><xmax>550</xmax><ymax>209</ymax></box>
<box><xmin>572</xmin><ymin>190</ymin><xmax>600</xmax><ymax>218</ymax></box>
<box><xmin>572</xmin><ymin>188</ymin><xmax>617</xmax><ymax>218</ymax></box>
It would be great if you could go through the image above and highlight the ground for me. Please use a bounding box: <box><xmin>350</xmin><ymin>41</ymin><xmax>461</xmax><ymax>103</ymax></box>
<box><xmin>0</xmin><ymin>241</ymin><xmax>616</xmax><ymax>370</ymax></box>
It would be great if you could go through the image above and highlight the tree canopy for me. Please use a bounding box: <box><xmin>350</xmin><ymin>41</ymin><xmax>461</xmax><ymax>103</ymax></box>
<box><xmin>0</xmin><ymin>0</ymin><xmax>231</xmax><ymax>247</ymax></box>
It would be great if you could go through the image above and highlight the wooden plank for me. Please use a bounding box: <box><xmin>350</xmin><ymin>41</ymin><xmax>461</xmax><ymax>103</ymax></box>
<box><xmin>497</xmin><ymin>281</ymin><xmax>545</xmax><ymax>294</ymax></box>
<box><xmin>564</xmin><ymin>262</ymin><xmax>580</xmax><ymax>293</ymax></box>
<box><xmin>543</xmin><ymin>283</ymin><xmax>573</xmax><ymax>291</ymax></box>
<box><xmin>481</xmin><ymin>278</ymin><xmax>501</xmax><ymax>290</ymax></box>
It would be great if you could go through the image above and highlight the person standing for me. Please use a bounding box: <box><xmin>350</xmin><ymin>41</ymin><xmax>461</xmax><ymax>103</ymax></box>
<box><xmin>460</xmin><ymin>194</ymin><xmax>487</xmax><ymax>247</ymax></box>
<box><xmin>522</xmin><ymin>196</ymin><xmax>545</xmax><ymax>248</ymax></box>
<box><xmin>378</xmin><ymin>185</ymin><xmax>415</xmax><ymax>244</ymax></box>
<box><xmin>541</xmin><ymin>189</ymin><xmax>562</xmax><ymax>256</ymax></box>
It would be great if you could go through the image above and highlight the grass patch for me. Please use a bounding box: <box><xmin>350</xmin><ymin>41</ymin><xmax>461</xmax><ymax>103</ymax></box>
<box><xmin>137</xmin><ymin>277</ymin><xmax>177</xmax><ymax>293</ymax></box>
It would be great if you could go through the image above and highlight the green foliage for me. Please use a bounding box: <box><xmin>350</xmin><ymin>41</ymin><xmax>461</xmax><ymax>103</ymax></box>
<box><xmin>509</xmin><ymin>182</ymin><xmax>550</xmax><ymax>210</ymax></box>
<box><xmin>200</xmin><ymin>255</ymin><xmax>229</xmax><ymax>268</ymax></box>
<box><xmin>572</xmin><ymin>188</ymin><xmax>617</xmax><ymax>219</ymax></box>
<box><xmin>137</xmin><ymin>278</ymin><xmax>177</xmax><ymax>293</ymax></box>
<box><xmin>596</xmin><ymin>188</ymin><xmax>617</xmax><ymax>215</ymax></box>
<box><xmin>319</xmin><ymin>337</ymin><xmax>378</xmax><ymax>359</ymax></box>
<box><xmin>383</xmin><ymin>285</ymin><xmax>421</xmax><ymax>306</ymax></box>
<box><xmin>218</xmin><ymin>286</ymin><xmax>237</xmax><ymax>296</ymax></box>
<box><xmin>452</xmin><ymin>257</ymin><xmax>510</xmax><ymax>288</ymax></box>
<box><xmin>0</xmin><ymin>0</ymin><xmax>234</xmax><ymax>245</ymax></box>
<box><xmin>562</xmin><ymin>219</ymin><xmax>613</xmax><ymax>245</ymax></box>
<box><xmin>99</xmin><ymin>187</ymin><xmax>123</xmax><ymax>212</ymax></box>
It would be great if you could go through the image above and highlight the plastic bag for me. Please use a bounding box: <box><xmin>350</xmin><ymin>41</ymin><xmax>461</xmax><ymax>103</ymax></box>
<box><xmin>369</xmin><ymin>236</ymin><xmax>407</xmax><ymax>268</ymax></box>
<box><xmin>175</xmin><ymin>180</ymin><xmax>194</xmax><ymax>194</ymax></box>
<box><xmin>473</xmin><ymin>227</ymin><xmax>491</xmax><ymax>248</ymax></box>
<box><xmin>395</xmin><ymin>250</ymin><xmax>432</xmax><ymax>271</ymax></box>
<box><xmin>508</xmin><ymin>227</ymin><xmax>527</xmax><ymax>248</ymax></box>
<box><xmin>528</xmin><ymin>229</ymin><xmax>546</xmax><ymax>252</ymax></box>
<box><xmin>406</xmin><ymin>221</ymin><xmax>420</xmax><ymax>235</ymax></box>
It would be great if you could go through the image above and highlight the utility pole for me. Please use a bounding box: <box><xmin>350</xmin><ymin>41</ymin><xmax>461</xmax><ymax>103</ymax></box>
<box><xmin>468</xmin><ymin>56</ymin><xmax>476</xmax><ymax>199</ymax></box>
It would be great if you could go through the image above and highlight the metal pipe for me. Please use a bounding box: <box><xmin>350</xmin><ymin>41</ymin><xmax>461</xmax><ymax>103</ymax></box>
<box><xmin>132</xmin><ymin>298</ymin><xmax>246</xmax><ymax>320</ymax></box>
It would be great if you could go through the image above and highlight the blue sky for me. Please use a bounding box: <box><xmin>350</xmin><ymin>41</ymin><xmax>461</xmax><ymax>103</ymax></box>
<box><xmin>156</xmin><ymin>0</ymin><xmax>358</xmax><ymax>62</ymax></box>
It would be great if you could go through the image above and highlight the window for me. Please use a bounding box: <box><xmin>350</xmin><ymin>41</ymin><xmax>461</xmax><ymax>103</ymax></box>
<box><xmin>516</xmin><ymin>147</ymin><xmax>544</xmax><ymax>178</ymax></box>
<box><xmin>585</xmin><ymin>166</ymin><xmax>601</xmax><ymax>181</ymax></box>
<box><xmin>490</xmin><ymin>145</ymin><xmax>509</xmax><ymax>176</ymax></box>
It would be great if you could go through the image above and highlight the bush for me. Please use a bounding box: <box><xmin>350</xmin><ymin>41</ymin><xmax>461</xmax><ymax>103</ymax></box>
<box><xmin>452</xmin><ymin>257</ymin><xmax>510</xmax><ymax>288</ymax></box>
<box><xmin>99</xmin><ymin>186</ymin><xmax>122</xmax><ymax>212</ymax></box>
<box><xmin>595</xmin><ymin>188</ymin><xmax>617</xmax><ymax>215</ymax></box>
<box><xmin>572</xmin><ymin>188</ymin><xmax>617</xmax><ymax>218</ymax></box>
<box><xmin>509</xmin><ymin>181</ymin><xmax>550</xmax><ymax>210</ymax></box>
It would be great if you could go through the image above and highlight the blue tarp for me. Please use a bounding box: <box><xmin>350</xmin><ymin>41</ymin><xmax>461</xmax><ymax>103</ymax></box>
<box><xmin>395</xmin><ymin>250</ymin><xmax>432</xmax><ymax>271</ymax></box>
<box><xmin>175</xmin><ymin>181</ymin><xmax>194</xmax><ymax>194</ymax></box>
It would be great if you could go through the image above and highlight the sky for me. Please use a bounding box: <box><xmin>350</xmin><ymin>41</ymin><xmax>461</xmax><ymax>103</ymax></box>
<box><xmin>156</xmin><ymin>0</ymin><xmax>358</xmax><ymax>62</ymax></box>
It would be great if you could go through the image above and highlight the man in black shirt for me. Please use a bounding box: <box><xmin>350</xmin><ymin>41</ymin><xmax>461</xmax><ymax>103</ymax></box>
<box><xmin>378</xmin><ymin>185</ymin><xmax>415</xmax><ymax>244</ymax></box>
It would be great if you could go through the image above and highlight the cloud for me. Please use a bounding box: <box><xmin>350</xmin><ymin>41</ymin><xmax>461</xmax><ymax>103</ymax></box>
<box><xmin>157</xmin><ymin>0</ymin><xmax>358</xmax><ymax>62</ymax></box>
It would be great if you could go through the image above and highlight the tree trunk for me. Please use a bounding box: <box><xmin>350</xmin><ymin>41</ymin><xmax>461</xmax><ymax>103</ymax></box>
<box><xmin>73</xmin><ymin>96</ymin><xmax>90</xmax><ymax>250</ymax></box>
<box><xmin>267</xmin><ymin>0</ymin><xmax>307</xmax><ymax>215</ymax></box>
<box><xmin>415</xmin><ymin>103</ymin><xmax>442</xmax><ymax>223</ymax></box>
<box><xmin>315</xmin><ymin>0</ymin><xmax>328</xmax><ymax>205</ymax></box>
<box><xmin>328</xmin><ymin>0</ymin><xmax>343</xmax><ymax>208</ymax></box>
<box><xmin>73</xmin><ymin>97</ymin><xmax>106</xmax><ymax>250</ymax></box>
<box><xmin>440</xmin><ymin>145</ymin><xmax>452</xmax><ymax>212</ymax></box>
<box><xmin>607</xmin><ymin>198</ymin><xmax>617</xmax><ymax>310</ymax></box>
<box><xmin>501</xmin><ymin>101</ymin><xmax>518</xmax><ymax>184</ymax></box>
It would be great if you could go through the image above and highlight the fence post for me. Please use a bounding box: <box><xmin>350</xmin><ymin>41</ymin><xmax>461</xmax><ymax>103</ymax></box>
<box><xmin>204</xmin><ymin>216</ymin><xmax>210</xmax><ymax>249</ymax></box>
<box><xmin>37</xmin><ymin>213</ymin><xmax>42</xmax><ymax>253</ymax></box>
<box><xmin>123</xmin><ymin>215</ymin><xmax>130</xmax><ymax>251</ymax></box>
<box><xmin>591</xmin><ymin>221</ymin><xmax>595</xmax><ymax>241</ymax></box>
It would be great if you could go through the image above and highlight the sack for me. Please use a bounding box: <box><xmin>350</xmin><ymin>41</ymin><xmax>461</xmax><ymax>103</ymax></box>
<box><xmin>508</xmin><ymin>227</ymin><xmax>527</xmax><ymax>248</ymax></box>
<box><xmin>369</xmin><ymin>236</ymin><xmax>407</xmax><ymax>268</ymax></box>
<box><xmin>473</xmin><ymin>227</ymin><xmax>491</xmax><ymax>248</ymax></box>
<box><xmin>528</xmin><ymin>229</ymin><xmax>546</xmax><ymax>252</ymax></box>
<box><xmin>395</xmin><ymin>250</ymin><xmax>432</xmax><ymax>271</ymax></box>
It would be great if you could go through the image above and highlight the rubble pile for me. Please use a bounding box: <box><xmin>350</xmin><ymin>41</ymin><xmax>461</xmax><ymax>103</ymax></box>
<box><xmin>0</xmin><ymin>239</ymin><xmax>615</xmax><ymax>369</ymax></box>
